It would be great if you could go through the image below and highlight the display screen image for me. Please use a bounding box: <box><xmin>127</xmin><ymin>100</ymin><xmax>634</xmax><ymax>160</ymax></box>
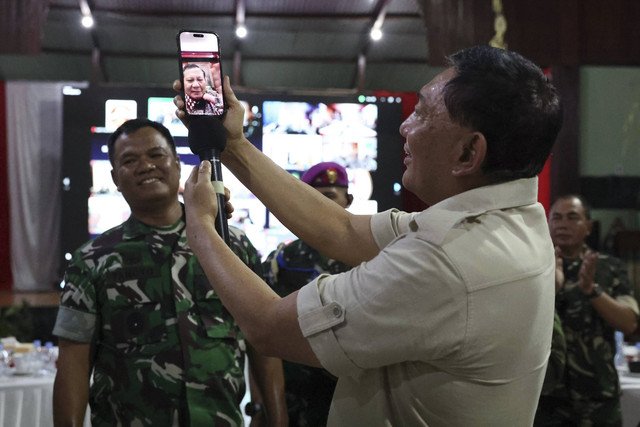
<box><xmin>178</xmin><ymin>31</ymin><xmax>224</xmax><ymax>116</ymax></box>
<box><xmin>148</xmin><ymin>97</ymin><xmax>187</xmax><ymax>137</ymax></box>
<box><xmin>61</xmin><ymin>87</ymin><xmax>403</xmax><ymax>265</ymax></box>
<box><xmin>85</xmin><ymin>97</ymin><xmax>299</xmax><ymax>257</ymax></box>
<box><xmin>262</xmin><ymin>101</ymin><xmax>378</xmax><ymax>172</ymax></box>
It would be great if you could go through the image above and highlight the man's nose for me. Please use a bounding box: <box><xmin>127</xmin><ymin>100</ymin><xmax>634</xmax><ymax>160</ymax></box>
<box><xmin>399</xmin><ymin>119</ymin><xmax>409</xmax><ymax>137</ymax></box>
<box><xmin>138</xmin><ymin>159</ymin><xmax>156</xmax><ymax>172</ymax></box>
<box><xmin>553</xmin><ymin>218</ymin><xmax>569</xmax><ymax>228</ymax></box>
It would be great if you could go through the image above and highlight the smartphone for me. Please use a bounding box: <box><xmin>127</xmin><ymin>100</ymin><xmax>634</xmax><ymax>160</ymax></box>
<box><xmin>177</xmin><ymin>30</ymin><xmax>225</xmax><ymax>117</ymax></box>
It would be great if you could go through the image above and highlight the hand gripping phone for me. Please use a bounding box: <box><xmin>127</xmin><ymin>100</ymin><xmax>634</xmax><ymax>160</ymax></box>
<box><xmin>177</xmin><ymin>30</ymin><xmax>225</xmax><ymax>117</ymax></box>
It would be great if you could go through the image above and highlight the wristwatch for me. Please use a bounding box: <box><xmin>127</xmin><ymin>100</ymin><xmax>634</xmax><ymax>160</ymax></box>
<box><xmin>588</xmin><ymin>283</ymin><xmax>604</xmax><ymax>299</ymax></box>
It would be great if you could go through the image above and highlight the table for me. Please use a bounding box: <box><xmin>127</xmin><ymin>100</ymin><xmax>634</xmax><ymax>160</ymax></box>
<box><xmin>619</xmin><ymin>366</ymin><xmax>640</xmax><ymax>427</ymax></box>
<box><xmin>5</xmin><ymin>368</ymin><xmax>631</xmax><ymax>426</ymax></box>
<box><xmin>0</xmin><ymin>374</ymin><xmax>90</xmax><ymax>427</ymax></box>
<box><xmin>0</xmin><ymin>357</ymin><xmax>253</xmax><ymax>427</ymax></box>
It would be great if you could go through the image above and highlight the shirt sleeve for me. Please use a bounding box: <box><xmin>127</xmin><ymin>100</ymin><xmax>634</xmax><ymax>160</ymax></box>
<box><xmin>228</xmin><ymin>226</ymin><xmax>264</xmax><ymax>278</ymax></box>
<box><xmin>603</xmin><ymin>256</ymin><xmax>639</xmax><ymax>315</ymax></box>
<box><xmin>297</xmin><ymin>233</ymin><xmax>467</xmax><ymax>378</ymax></box>
<box><xmin>52</xmin><ymin>247</ymin><xmax>98</xmax><ymax>342</ymax></box>
<box><xmin>371</xmin><ymin>209</ymin><xmax>416</xmax><ymax>249</ymax></box>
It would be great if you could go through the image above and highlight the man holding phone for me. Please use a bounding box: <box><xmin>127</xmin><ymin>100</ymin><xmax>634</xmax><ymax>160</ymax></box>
<box><xmin>176</xmin><ymin>45</ymin><xmax>563</xmax><ymax>425</ymax></box>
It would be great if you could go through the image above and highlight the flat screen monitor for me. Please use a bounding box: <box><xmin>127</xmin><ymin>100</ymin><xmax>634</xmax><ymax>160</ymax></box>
<box><xmin>61</xmin><ymin>86</ymin><xmax>403</xmax><ymax>268</ymax></box>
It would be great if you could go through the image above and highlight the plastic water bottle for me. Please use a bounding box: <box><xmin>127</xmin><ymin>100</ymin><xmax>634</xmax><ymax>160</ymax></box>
<box><xmin>0</xmin><ymin>344</ymin><xmax>9</xmax><ymax>376</ymax></box>
<box><xmin>32</xmin><ymin>339</ymin><xmax>49</xmax><ymax>375</ymax></box>
<box><xmin>43</xmin><ymin>341</ymin><xmax>56</xmax><ymax>374</ymax></box>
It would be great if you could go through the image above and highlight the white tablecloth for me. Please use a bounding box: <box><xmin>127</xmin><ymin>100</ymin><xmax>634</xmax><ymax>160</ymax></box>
<box><xmin>0</xmin><ymin>357</ymin><xmax>253</xmax><ymax>427</ymax></box>
<box><xmin>0</xmin><ymin>374</ymin><xmax>90</xmax><ymax>427</ymax></box>
<box><xmin>1</xmin><ymin>368</ymin><xmax>634</xmax><ymax>426</ymax></box>
<box><xmin>620</xmin><ymin>366</ymin><xmax>640</xmax><ymax>427</ymax></box>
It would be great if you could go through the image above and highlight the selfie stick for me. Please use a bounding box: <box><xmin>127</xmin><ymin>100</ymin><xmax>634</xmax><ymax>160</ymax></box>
<box><xmin>187</xmin><ymin>116</ymin><xmax>230</xmax><ymax>245</ymax></box>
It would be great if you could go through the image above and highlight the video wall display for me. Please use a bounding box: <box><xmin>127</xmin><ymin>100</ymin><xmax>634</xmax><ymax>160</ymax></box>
<box><xmin>61</xmin><ymin>86</ymin><xmax>404</xmax><ymax>265</ymax></box>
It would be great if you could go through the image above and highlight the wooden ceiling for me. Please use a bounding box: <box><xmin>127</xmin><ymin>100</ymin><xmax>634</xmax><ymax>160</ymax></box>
<box><xmin>1</xmin><ymin>0</ymin><xmax>639</xmax><ymax>92</ymax></box>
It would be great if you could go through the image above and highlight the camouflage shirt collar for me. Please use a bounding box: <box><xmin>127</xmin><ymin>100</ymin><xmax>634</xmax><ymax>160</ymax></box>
<box><xmin>122</xmin><ymin>205</ymin><xmax>186</xmax><ymax>240</ymax></box>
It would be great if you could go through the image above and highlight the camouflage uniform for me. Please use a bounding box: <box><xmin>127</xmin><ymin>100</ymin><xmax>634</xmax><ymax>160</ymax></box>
<box><xmin>539</xmin><ymin>311</ymin><xmax>567</xmax><ymax>396</ymax></box>
<box><xmin>263</xmin><ymin>239</ymin><xmax>351</xmax><ymax>427</ymax></box>
<box><xmin>53</xmin><ymin>212</ymin><xmax>263</xmax><ymax>426</ymax></box>
<box><xmin>535</xmin><ymin>249</ymin><xmax>639</xmax><ymax>427</ymax></box>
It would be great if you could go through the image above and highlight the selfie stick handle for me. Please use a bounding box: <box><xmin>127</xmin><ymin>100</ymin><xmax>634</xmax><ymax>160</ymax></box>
<box><xmin>188</xmin><ymin>116</ymin><xmax>230</xmax><ymax>246</ymax></box>
<box><xmin>199</xmin><ymin>148</ymin><xmax>230</xmax><ymax>246</ymax></box>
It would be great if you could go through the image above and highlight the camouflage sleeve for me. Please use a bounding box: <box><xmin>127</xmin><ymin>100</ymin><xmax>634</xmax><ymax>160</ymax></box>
<box><xmin>262</xmin><ymin>245</ymin><xmax>284</xmax><ymax>287</ymax></box>
<box><xmin>600</xmin><ymin>255</ymin><xmax>639</xmax><ymax>314</ymax></box>
<box><xmin>228</xmin><ymin>225</ymin><xmax>264</xmax><ymax>278</ymax></box>
<box><xmin>52</xmin><ymin>244</ymin><xmax>99</xmax><ymax>342</ymax></box>
<box><xmin>540</xmin><ymin>311</ymin><xmax>566</xmax><ymax>395</ymax></box>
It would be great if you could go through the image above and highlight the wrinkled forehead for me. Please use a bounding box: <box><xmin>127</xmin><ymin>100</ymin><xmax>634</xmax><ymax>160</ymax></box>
<box><xmin>184</xmin><ymin>67</ymin><xmax>204</xmax><ymax>77</ymax></box>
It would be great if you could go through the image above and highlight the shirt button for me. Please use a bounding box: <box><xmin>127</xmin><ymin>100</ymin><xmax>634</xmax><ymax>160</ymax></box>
<box><xmin>332</xmin><ymin>306</ymin><xmax>342</xmax><ymax>317</ymax></box>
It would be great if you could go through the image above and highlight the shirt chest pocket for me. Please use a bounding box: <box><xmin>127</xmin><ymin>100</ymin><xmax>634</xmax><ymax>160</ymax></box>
<box><xmin>192</xmin><ymin>271</ymin><xmax>242</xmax><ymax>344</ymax></box>
<box><xmin>107</xmin><ymin>301</ymin><xmax>172</xmax><ymax>355</ymax></box>
<box><xmin>100</xmin><ymin>264</ymin><xmax>173</xmax><ymax>355</ymax></box>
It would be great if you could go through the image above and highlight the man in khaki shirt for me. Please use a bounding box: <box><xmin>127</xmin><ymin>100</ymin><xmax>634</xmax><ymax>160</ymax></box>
<box><xmin>176</xmin><ymin>45</ymin><xmax>563</xmax><ymax>426</ymax></box>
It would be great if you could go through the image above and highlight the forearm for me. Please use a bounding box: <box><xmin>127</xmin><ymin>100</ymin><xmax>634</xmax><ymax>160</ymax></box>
<box><xmin>222</xmin><ymin>136</ymin><xmax>378</xmax><ymax>266</ymax></box>
<box><xmin>188</xmin><ymin>218</ymin><xmax>320</xmax><ymax>365</ymax></box>
<box><xmin>53</xmin><ymin>378</ymin><xmax>89</xmax><ymax>427</ymax></box>
<box><xmin>248</xmin><ymin>348</ymin><xmax>288</xmax><ymax>427</ymax></box>
<box><xmin>53</xmin><ymin>341</ymin><xmax>91</xmax><ymax>427</ymax></box>
<box><xmin>591</xmin><ymin>294</ymin><xmax>638</xmax><ymax>334</ymax></box>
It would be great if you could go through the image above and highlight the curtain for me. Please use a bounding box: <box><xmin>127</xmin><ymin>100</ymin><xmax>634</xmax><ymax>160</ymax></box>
<box><xmin>0</xmin><ymin>81</ymin><xmax>10</xmax><ymax>290</ymax></box>
<box><xmin>6</xmin><ymin>82</ymin><xmax>66</xmax><ymax>291</ymax></box>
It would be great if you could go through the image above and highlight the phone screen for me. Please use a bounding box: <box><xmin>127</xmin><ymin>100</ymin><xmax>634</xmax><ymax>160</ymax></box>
<box><xmin>177</xmin><ymin>30</ymin><xmax>225</xmax><ymax>117</ymax></box>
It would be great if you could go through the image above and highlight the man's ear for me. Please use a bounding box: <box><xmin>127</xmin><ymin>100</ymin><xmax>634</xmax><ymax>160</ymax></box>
<box><xmin>452</xmin><ymin>132</ymin><xmax>487</xmax><ymax>177</ymax></box>
<box><xmin>346</xmin><ymin>193</ymin><xmax>354</xmax><ymax>208</ymax></box>
<box><xmin>586</xmin><ymin>219</ymin><xmax>594</xmax><ymax>236</ymax></box>
<box><xmin>110</xmin><ymin>169</ymin><xmax>121</xmax><ymax>192</ymax></box>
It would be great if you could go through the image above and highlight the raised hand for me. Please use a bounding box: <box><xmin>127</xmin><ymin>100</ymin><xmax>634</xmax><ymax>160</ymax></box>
<box><xmin>578</xmin><ymin>250</ymin><xmax>599</xmax><ymax>295</ymax></box>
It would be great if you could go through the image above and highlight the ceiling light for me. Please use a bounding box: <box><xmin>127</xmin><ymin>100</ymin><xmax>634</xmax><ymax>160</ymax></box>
<box><xmin>235</xmin><ymin>25</ymin><xmax>248</xmax><ymax>39</ymax></box>
<box><xmin>81</xmin><ymin>15</ymin><xmax>94</xmax><ymax>28</ymax></box>
<box><xmin>370</xmin><ymin>28</ymin><xmax>382</xmax><ymax>41</ymax></box>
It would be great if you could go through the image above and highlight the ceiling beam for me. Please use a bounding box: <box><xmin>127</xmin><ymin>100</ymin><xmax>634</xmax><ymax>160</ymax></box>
<box><xmin>48</xmin><ymin>4</ymin><xmax>418</xmax><ymax>20</ymax></box>
<box><xmin>352</xmin><ymin>0</ymin><xmax>392</xmax><ymax>91</ymax></box>
<box><xmin>78</xmin><ymin>0</ymin><xmax>107</xmax><ymax>83</ymax></box>
<box><xmin>232</xmin><ymin>0</ymin><xmax>245</xmax><ymax>85</ymax></box>
<box><xmin>41</xmin><ymin>46</ymin><xmax>427</xmax><ymax>64</ymax></box>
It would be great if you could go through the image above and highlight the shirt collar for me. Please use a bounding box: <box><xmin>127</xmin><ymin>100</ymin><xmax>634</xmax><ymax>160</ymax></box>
<box><xmin>122</xmin><ymin>205</ymin><xmax>186</xmax><ymax>241</ymax></box>
<box><xmin>411</xmin><ymin>177</ymin><xmax>540</xmax><ymax>244</ymax></box>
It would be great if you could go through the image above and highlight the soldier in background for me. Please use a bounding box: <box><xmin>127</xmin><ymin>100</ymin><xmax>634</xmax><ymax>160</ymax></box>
<box><xmin>535</xmin><ymin>194</ymin><xmax>639</xmax><ymax>426</ymax></box>
<box><xmin>263</xmin><ymin>162</ymin><xmax>353</xmax><ymax>426</ymax></box>
<box><xmin>52</xmin><ymin>119</ymin><xmax>287</xmax><ymax>426</ymax></box>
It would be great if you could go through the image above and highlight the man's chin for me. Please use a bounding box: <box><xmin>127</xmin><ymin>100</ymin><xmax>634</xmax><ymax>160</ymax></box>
<box><xmin>126</xmin><ymin>192</ymin><xmax>174</xmax><ymax>207</ymax></box>
<box><xmin>552</xmin><ymin>237</ymin><xmax>573</xmax><ymax>246</ymax></box>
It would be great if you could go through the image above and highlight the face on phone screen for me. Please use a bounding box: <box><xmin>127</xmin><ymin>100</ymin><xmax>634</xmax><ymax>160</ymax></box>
<box><xmin>178</xmin><ymin>31</ymin><xmax>225</xmax><ymax>116</ymax></box>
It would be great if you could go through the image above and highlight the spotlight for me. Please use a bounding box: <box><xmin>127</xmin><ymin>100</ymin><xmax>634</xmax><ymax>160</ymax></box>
<box><xmin>81</xmin><ymin>15</ymin><xmax>94</xmax><ymax>28</ymax></box>
<box><xmin>235</xmin><ymin>25</ymin><xmax>248</xmax><ymax>39</ymax></box>
<box><xmin>370</xmin><ymin>28</ymin><xmax>382</xmax><ymax>41</ymax></box>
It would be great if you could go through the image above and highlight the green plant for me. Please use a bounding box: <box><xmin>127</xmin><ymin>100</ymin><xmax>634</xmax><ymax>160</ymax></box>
<box><xmin>0</xmin><ymin>302</ymin><xmax>36</xmax><ymax>342</ymax></box>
